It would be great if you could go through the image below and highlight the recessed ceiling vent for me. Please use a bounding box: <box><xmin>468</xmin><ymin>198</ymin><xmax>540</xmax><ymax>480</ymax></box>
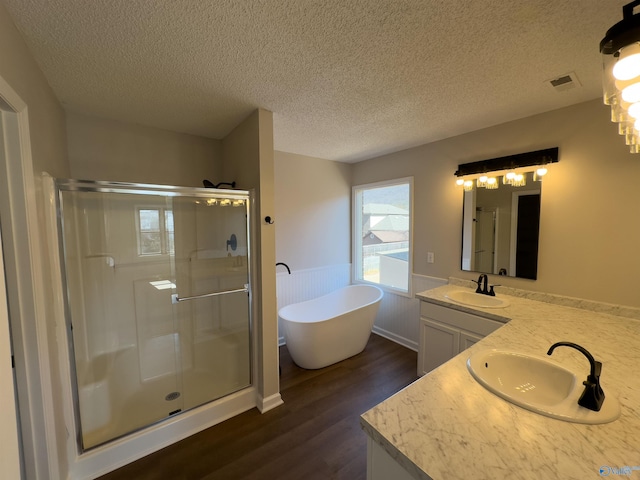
<box><xmin>546</xmin><ymin>72</ymin><xmax>581</xmax><ymax>92</ymax></box>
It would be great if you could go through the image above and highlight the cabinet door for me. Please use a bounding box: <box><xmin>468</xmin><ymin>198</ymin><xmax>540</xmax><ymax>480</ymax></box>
<box><xmin>367</xmin><ymin>437</ymin><xmax>415</xmax><ymax>480</ymax></box>
<box><xmin>419</xmin><ymin>318</ymin><xmax>460</xmax><ymax>376</ymax></box>
<box><xmin>459</xmin><ymin>330</ymin><xmax>484</xmax><ymax>352</ymax></box>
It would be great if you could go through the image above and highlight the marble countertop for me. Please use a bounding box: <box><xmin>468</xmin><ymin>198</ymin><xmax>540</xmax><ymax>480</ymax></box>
<box><xmin>360</xmin><ymin>284</ymin><xmax>640</xmax><ymax>480</ymax></box>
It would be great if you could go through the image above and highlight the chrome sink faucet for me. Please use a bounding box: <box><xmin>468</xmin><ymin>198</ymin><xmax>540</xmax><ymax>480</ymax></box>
<box><xmin>547</xmin><ymin>341</ymin><xmax>605</xmax><ymax>412</ymax></box>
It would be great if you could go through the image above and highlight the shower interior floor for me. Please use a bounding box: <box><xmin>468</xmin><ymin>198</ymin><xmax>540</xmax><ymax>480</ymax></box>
<box><xmin>81</xmin><ymin>329</ymin><xmax>250</xmax><ymax>449</ymax></box>
<box><xmin>97</xmin><ymin>333</ymin><xmax>418</xmax><ymax>480</ymax></box>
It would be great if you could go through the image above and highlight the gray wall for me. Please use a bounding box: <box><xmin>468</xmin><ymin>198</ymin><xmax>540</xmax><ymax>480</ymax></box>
<box><xmin>222</xmin><ymin>109</ymin><xmax>280</xmax><ymax>410</ymax></box>
<box><xmin>66</xmin><ymin>111</ymin><xmax>221</xmax><ymax>186</ymax></box>
<box><xmin>352</xmin><ymin>99</ymin><xmax>640</xmax><ymax>308</ymax></box>
<box><xmin>274</xmin><ymin>151</ymin><xmax>352</xmax><ymax>272</ymax></box>
<box><xmin>0</xmin><ymin>3</ymin><xmax>68</xmax><ymax>178</ymax></box>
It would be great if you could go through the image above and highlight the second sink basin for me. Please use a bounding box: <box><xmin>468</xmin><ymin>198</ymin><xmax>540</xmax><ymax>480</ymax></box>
<box><xmin>467</xmin><ymin>350</ymin><xmax>620</xmax><ymax>424</ymax></box>
<box><xmin>445</xmin><ymin>289</ymin><xmax>509</xmax><ymax>308</ymax></box>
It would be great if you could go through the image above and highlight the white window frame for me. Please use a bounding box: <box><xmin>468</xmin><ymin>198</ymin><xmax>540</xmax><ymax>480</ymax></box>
<box><xmin>352</xmin><ymin>177</ymin><xmax>413</xmax><ymax>297</ymax></box>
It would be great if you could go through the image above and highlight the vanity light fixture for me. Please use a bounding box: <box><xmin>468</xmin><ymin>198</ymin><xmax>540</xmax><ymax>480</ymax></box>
<box><xmin>503</xmin><ymin>171</ymin><xmax>516</xmax><ymax>185</ymax></box>
<box><xmin>475</xmin><ymin>175</ymin><xmax>498</xmax><ymax>188</ymax></box>
<box><xmin>454</xmin><ymin>148</ymin><xmax>558</xmax><ymax>191</ymax></box>
<box><xmin>511</xmin><ymin>173</ymin><xmax>526</xmax><ymax>187</ymax></box>
<box><xmin>601</xmin><ymin>1</ymin><xmax>640</xmax><ymax>152</ymax></box>
<box><xmin>485</xmin><ymin>177</ymin><xmax>498</xmax><ymax>189</ymax></box>
<box><xmin>534</xmin><ymin>167</ymin><xmax>548</xmax><ymax>181</ymax></box>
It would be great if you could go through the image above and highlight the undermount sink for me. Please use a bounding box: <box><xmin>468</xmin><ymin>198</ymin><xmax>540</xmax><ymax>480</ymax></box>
<box><xmin>467</xmin><ymin>350</ymin><xmax>620</xmax><ymax>424</ymax></box>
<box><xmin>445</xmin><ymin>290</ymin><xmax>510</xmax><ymax>308</ymax></box>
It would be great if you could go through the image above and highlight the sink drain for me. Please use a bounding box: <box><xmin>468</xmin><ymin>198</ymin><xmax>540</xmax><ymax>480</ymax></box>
<box><xmin>165</xmin><ymin>391</ymin><xmax>181</xmax><ymax>401</ymax></box>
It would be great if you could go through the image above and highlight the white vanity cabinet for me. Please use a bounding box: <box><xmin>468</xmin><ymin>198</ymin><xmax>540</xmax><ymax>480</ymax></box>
<box><xmin>418</xmin><ymin>301</ymin><xmax>505</xmax><ymax>376</ymax></box>
<box><xmin>367</xmin><ymin>437</ymin><xmax>415</xmax><ymax>480</ymax></box>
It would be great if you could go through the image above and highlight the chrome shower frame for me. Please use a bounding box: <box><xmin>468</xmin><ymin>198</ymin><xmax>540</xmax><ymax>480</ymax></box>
<box><xmin>53</xmin><ymin>178</ymin><xmax>254</xmax><ymax>452</ymax></box>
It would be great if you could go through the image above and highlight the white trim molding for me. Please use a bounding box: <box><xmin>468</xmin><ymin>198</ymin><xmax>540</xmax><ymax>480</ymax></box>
<box><xmin>0</xmin><ymin>74</ymin><xmax>60</xmax><ymax>479</ymax></box>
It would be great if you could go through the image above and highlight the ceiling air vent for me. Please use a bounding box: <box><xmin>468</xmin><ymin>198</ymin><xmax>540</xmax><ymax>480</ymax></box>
<box><xmin>546</xmin><ymin>72</ymin><xmax>581</xmax><ymax>92</ymax></box>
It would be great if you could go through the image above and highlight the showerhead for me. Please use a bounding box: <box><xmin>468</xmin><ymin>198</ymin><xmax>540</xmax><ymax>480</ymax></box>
<box><xmin>202</xmin><ymin>179</ymin><xmax>236</xmax><ymax>189</ymax></box>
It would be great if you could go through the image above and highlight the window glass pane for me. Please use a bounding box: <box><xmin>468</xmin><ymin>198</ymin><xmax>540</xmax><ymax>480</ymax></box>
<box><xmin>355</xmin><ymin>182</ymin><xmax>410</xmax><ymax>292</ymax></box>
<box><xmin>140</xmin><ymin>232</ymin><xmax>162</xmax><ymax>255</ymax></box>
<box><xmin>139</xmin><ymin>209</ymin><xmax>160</xmax><ymax>232</ymax></box>
<box><xmin>166</xmin><ymin>232</ymin><xmax>175</xmax><ymax>254</ymax></box>
<box><xmin>164</xmin><ymin>210</ymin><xmax>174</xmax><ymax>233</ymax></box>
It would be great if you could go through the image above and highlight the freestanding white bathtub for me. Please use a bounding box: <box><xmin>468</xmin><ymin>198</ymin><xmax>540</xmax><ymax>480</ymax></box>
<box><xmin>278</xmin><ymin>285</ymin><xmax>384</xmax><ymax>369</ymax></box>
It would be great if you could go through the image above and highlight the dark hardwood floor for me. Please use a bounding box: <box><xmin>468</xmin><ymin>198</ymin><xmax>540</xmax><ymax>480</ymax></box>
<box><xmin>98</xmin><ymin>334</ymin><xmax>418</xmax><ymax>480</ymax></box>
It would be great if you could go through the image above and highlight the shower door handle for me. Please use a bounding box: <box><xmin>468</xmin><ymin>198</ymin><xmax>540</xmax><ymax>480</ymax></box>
<box><xmin>171</xmin><ymin>284</ymin><xmax>249</xmax><ymax>304</ymax></box>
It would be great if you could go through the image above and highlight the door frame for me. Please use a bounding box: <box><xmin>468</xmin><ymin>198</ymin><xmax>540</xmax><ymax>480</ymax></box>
<box><xmin>0</xmin><ymin>74</ymin><xmax>59</xmax><ymax>478</ymax></box>
<box><xmin>0</xmin><ymin>223</ymin><xmax>21</xmax><ymax>479</ymax></box>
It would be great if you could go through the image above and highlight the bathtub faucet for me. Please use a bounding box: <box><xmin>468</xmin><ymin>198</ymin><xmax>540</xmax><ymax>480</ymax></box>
<box><xmin>276</xmin><ymin>262</ymin><xmax>291</xmax><ymax>274</ymax></box>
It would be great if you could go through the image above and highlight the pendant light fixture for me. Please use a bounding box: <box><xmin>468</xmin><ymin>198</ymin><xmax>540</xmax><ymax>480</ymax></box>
<box><xmin>601</xmin><ymin>1</ymin><xmax>640</xmax><ymax>152</ymax></box>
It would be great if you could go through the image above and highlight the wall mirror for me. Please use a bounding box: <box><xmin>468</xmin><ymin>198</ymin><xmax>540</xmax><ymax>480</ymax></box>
<box><xmin>457</xmin><ymin>148</ymin><xmax>558</xmax><ymax>280</ymax></box>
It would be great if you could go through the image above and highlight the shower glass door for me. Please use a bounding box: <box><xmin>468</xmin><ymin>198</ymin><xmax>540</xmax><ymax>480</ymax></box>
<box><xmin>57</xmin><ymin>180</ymin><xmax>251</xmax><ymax>450</ymax></box>
<box><xmin>169</xmin><ymin>194</ymin><xmax>251</xmax><ymax>412</ymax></box>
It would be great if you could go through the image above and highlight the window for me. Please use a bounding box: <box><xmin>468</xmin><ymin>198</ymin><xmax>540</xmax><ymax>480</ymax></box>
<box><xmin>137</xmin><ymin>208</ymin><xmax>174</xmax><ymax>255</ymax></box>
<box><xmin>353</xmin><ymin>178</ymin><xmax>412</xmax><ymax>294</ymax></box>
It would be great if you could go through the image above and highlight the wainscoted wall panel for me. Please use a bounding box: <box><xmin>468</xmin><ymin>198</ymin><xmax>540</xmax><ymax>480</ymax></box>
<box><xmin>276</xmin><ymin>266</ymin><xmax>447</xmax><ymax>350</ymax></box>
<box><xmin>372</xmin><ymin>275</ymin><xmax>447</xmax><ymax>351</ymax></box>
<box><xmin>276</xmin><ymin>264</ymin><xmax>351</xmax><ymax>344</ymax></box>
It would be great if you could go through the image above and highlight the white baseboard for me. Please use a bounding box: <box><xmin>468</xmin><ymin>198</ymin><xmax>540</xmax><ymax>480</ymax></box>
<box><xmin>258</xmin><ymin>392</ymin><xmax>284</xmax><ymax>413</ymax></box>
<box><xmin>372</xmin><ymin>327</ymin><xmax>418</xmax><ymax>352</ymax></box>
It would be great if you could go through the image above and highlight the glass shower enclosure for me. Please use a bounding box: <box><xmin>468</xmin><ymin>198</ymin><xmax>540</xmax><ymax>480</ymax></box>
<box><xmin>55</xmin><ymin>179</ymin><xmax>252</xmax><ymax>450</ymax></box>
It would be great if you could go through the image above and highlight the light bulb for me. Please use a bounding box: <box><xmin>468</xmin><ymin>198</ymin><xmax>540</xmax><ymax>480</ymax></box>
<box><xmin>456</xmin><ymin>178</ymin><xmax>464</xmax><ymax>186</ymax></box>
<box><xmin>476</xmin><ymin>175</ymin><xmax>488</xmax><ymax>188</ymax></box>
<box><xmin>534</xmin><ymin>167</ymin><xmax>548</xmax><ymax>182</ymax></box>
<box><xmin>486</xmin><ymin>177</ymin><xmax>498</xmax><ymax>189</ymax></box>
<box><xmin>628</xmin><ymin>102</ymin><xmax>640</xmax><ymax>119</ymax></box>
<box><xmin>463</xmin><ymin>180</ymin><xmax>473</xmax><ymax>191</ymax></box>
<box><xmin>613</xmin><ymin>43</ymin><xmax>640</xmax><ymax>81</ymax></box>
<box><xmin>512</xmin><ymin>173</ymin><xmax>526</xmax><ymax>187</ymax></box>
<box><xmin>503</xmin><ymin>171</ymin><xmax>516</xmax><ymax>185</ymax></box>
<box><xmin>622</xmin><ymin>82</ymin><xmax>640</xmax><ymax>103</ymax></box>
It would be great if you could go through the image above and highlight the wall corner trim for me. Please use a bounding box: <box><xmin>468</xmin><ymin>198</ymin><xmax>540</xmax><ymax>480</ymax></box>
<box><xmin>257</xmin><ymin>393</ymin><xmax>284</xmax><ymax>413</ymax></box>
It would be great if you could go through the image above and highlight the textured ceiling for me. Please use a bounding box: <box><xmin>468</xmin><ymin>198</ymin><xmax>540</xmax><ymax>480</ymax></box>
<box><xmin>1</xmin><ymin>0</ymin><xmax>629</xmax><ymax>162</ymax></box>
